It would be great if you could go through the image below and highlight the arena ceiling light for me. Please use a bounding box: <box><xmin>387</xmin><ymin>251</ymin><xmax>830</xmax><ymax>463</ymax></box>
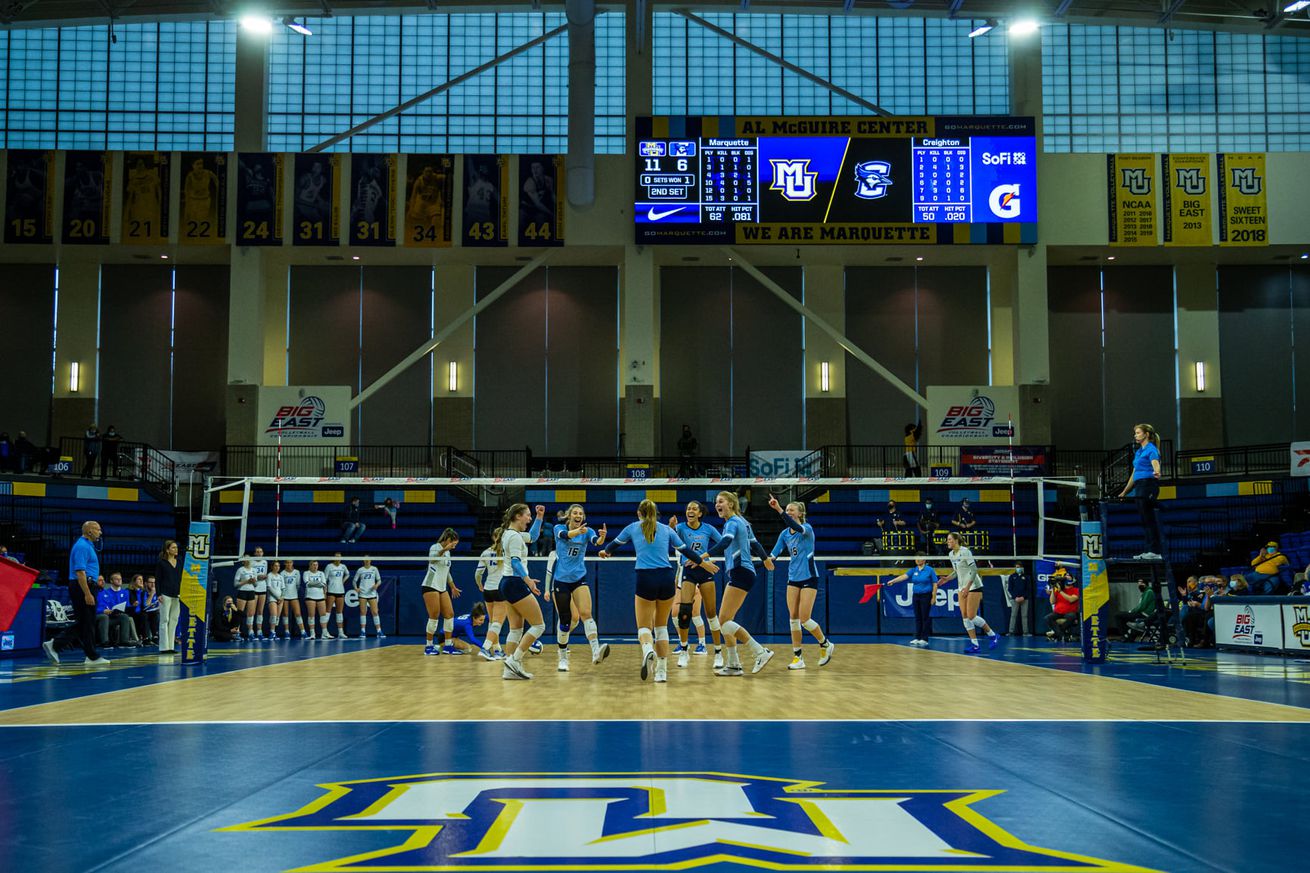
<box><xmin>1008</xmin><ymin>18</ymin><xmax>1041</xmax><ymax>36</ymax></box>
<box><xmin>1283</xmin><ymin>1</ymin><xmax>1310</xmax><ymax>12</ymax></box>
<box><xmin>239</xmin><ymin>15</ymin><xmax>274</xmax><ymax>35</ymax></box>
<box><xmin>968</xmin><ymin>20</ymin><xmax>996</xmax><ymax>38</ymax></box>
<box><xmin>285</xmin><ymin>18</ymin><xmax>313</xmax><ymax>36</ymax></box>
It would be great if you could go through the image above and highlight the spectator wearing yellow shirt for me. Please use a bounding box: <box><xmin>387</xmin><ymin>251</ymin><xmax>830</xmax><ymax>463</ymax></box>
<box><xmin>1246</xmin><ymin>541</ymin><xmax>1289</xmax><ymax>595</ymax></box>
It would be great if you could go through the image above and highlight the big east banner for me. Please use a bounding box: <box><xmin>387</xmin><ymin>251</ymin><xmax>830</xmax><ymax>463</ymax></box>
<box><xmin>254</xmin><ymin>386</ymin><xmax>352</xmax><ymax>446</ymax></box>
<box><xmin>926</xmin><ymin>386</ymin><xmax>1022</xmax><ymax>445</ymax></box>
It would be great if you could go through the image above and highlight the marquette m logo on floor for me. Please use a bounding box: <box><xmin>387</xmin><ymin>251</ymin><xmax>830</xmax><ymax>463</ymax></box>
<box><xmin>223</xmin><ymin>771</ymin><xmax>1150</xmax><ymax>872</ymax></box>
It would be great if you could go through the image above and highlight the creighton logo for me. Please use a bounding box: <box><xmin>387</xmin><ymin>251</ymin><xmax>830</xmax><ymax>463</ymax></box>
<box><xmin>1174</xmin><ymin>168</ymin><xmax>1206</xmax><ymax>196</ymax></box>
<box><xmin>224</xmin><ymin>771</ymin><xmax>1148</xmax><ymax>872</ymax></box>
<box><xmin>1120</xmin><ymin>168</ymin><xmax>1151</xmax><ymax>196</ymax></box>
<box><xmin>769</xmin><ymin>159</ymin><xmax>819</xmax><ymax>201</ymax></box>
<box><xmin>854</xmin><ymin>160</ymin><xmax>893</xmax><ymax>199</ymax></box>
<box><xmin>1231</xmin><ymin>167</ymin><xmax>1262</xmax><ymax>196</ymax></box>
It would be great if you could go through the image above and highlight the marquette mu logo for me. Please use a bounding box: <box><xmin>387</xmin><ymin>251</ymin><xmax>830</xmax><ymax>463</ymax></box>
<box><xmin>223</xmin><ymin>771</ymin><xmax>1151</xmax><ymax>872</ymax></box>
<box><xmin>769</xmin><ymin>159</ymin><xmax>819</xmax><ymax>201</ymax></box>
<box><xmin>1120</xmin><ymin>168</ymin><xmax>1151</xmax><ymax>196</ymax></box>
<box><xmin>1291</xmin><ymin>605</ymin><xmax>1310</xmax><ymax>648</ymax></box>
<box><xmin>1174</xmin><ymin>168</ymin><xmax>1206</xmax><ymax>196</ymax></box>
<box><xmin>1230</xmin><ymin>167</ymin><xmax>1262</xmax><ymax>196</ymax></box>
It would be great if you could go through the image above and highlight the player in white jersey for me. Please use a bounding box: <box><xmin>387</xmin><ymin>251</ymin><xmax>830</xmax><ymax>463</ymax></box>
<box><xmin>421</xmin><ymin>528</ymin><xmax>461</xmax><ymax>656</ymax></box>
<box><xmin>302</xmin><ymin>560</ymin><xmax>330</xmax><ymax>639</ymax></box>
<box><xmin>324</xmin><ymin>553</ymin><xmax>349</xmax><ymax>639</ymax></box>
<box><xmin>942</xmin><ymin>531</ymin><xmax>999</xmax><ymax>654</ymax></box>
<box><xmin>494</xmin><ymin>504</ymin><xmax>546</xmax><ymax>680</ymax></box>
<box><xmin>250</xmin><ymin>546</ymin><xmax>270</xmax><ymax>640</ymax></box>
<box><xmin>473</xmin><ymin>545</ymin><xmax>503</xmax><ymax>659</ymax></box>
<box><xmin>265</xmin><ymin>561</ymin><xmax>284</xmax><ymax>640</ymax></box>
<box><xmin>280</xmin><ymin>558</ymin><xmax>307</xmax><ymax>639</ymax></box>
<box><xmin>352</xmin><ymin>557</ymin><xmax>385</xmax><ymax>639</ymax></box>
<box><xmin>233</xmin><ymin>557</ymin><xmax>260</xmax><ymax>640</ymax></box>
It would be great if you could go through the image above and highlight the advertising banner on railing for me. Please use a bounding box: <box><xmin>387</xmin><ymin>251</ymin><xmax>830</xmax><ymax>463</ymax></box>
<box><xmin>959</xmin><ymin>447</ymin><xmax>1048</xmax><ymax>477</ymax></box>
<box><xmin>1290</xmin><ymin>441</ymin><xmax>1310</xmax><ymax>477</ymax></box>
<box><xmin>255</xmin><ymin>386</ymin><xmax>353</xmax><ymax>447</ymax></box>
<box><xmin>926</xmin><ymin>386</ymin><xmax>1021</xmax><ymax>445</ymax></box>
<box><xmin>749</xmin><ymin>451</ymin><xmax>821</xmax><ymax>477</ymax></box>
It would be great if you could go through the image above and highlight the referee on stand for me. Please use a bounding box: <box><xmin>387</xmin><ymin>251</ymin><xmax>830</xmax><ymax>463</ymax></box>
<box><xmin>70</xmin><ymin>521</ymin><xmax>110</xmax><ymax>666</ymax></box>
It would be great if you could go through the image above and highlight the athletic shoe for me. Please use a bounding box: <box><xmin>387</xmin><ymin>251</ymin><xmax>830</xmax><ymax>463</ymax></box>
<box><xmin>640</xmin><ymin>649</ymin><xmax>656</xmax><ymax>680</ymax></box>
<box><xmin>788</xmin><ymin>656</ymin><xmax>806</xmax><ymax>670</ymax></box>
<box><xmin>84</xmin><ymin>656</ymin><xmax>111</xmax><ymax>666</ymax></box>
<box><xmin>424</xmin><ymin>645</ymin><xmax>439</xmax><ymax>656</ymax></box>
<box><xmin>713</xmin><ymin>651</ymin><xmax>724</xmax><ymax>669</ymax></box>
<box><xmin>558</xmin><ymin>651</ymin><xmax>570</xmax><ymax>672</ymax></box>
<box><xmin>654</xmin><ymin>663</ymin><xmax>668</xmax><ymax>683</ymax></box>
<box><xmin>502</xmin><ymin>665</ymin><xmax>529</xmax><ymax>680</ymax></box>
<box><xmin>819</xmin><ymin>641</ymin><xmax>836</xmax><ymax>666</ymax></box>
<box><xmin>443</xmin><ymin>645</ymin><xmax>464</xmax><ymax>655</ymax></box>
<box><xmin>1141</xmin><ymin>552</ymin><xmax>1163</xmax><ymax>560</ymax></box>
<box><xmin>42</xmin><ymin>640</ymin><xmax>60</xmax><ymax>665</ymax></box>
<box><xmin>504</xmin><ymin>657</ymin><xmax>532</xmax><ymax>680</ymax></box>
<box><xmin>988</xmin><ymin>633</ymin><xmax>1000</xmax><ymax>650</ymax></box>
<box><xmin>673</xmin><ymin>643</ymin><xmax>687</xmax><ymax>654</ymax></box>
<box><xmin>694</xmin><ymin>643</ymin><xmax>707</xmax><ymax>656</ymax></box>
<box><xmin>321</xmin><ymin>632</ymin><xmax>335</xmax><ymax>640</ymax></box>
<box><xmin>1046</xmin><ymin>630</ymin><xmax>1057</xmax><ymax>639</ymax></box>
<box><xmin>714</xmin><ymin>665</ymin><xmax>744</xmax><ymax>677</ymax></box>
<box><xmin>478</xmin><ymin>647</ymin><xmax>498</xmax><ymax>662</ymax></box>
<box><xmin>677</xmin><ymin>649</ymin><xmax>689</xmax><ymax>669</ymax></box>
<box><xmin>592</xmin><ymin>643</ymin><xmax>610</xmax><ymax>665</ymax></box>
<box><xmin>1132</xmin><ymin>552</ymin><xmax>1148</xmax><ymax>560</ymax></box>
<box><xmin>529</xmin><ymin>641</ymin><xmax>543</xmax><ymax>655</ymax></box>
<box><xmin>751</xmin><ymin>648</ymin><xmax>775</xmax><ymax>674</ymax></box>
<box><xmin>376</xmin><ymin>632</ymin><xmax>387</xmax><ymax>639</ymax></box>
<box><xmin>965</xmin><ymin>644</ymin><xmax>981</xmax><ymax>654</ymax></box>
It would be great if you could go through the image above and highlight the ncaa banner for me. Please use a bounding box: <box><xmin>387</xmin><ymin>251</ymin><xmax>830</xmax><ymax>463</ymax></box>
<box><xmin>518</xmin><ymin>154</ymin><xmax>565</xmax><ymax>247</ymax></box>
<box><xmin>462</xmin><ymin>154</ymin><xmax>509</xmax><ymax>247</ymax></box>
<box><xmin>62</xmin><ymin>150</ymin><xmax>112</xmax><ymax>244</ymax></box>
<box><xmin>181</xmin><ymin>521</ymin><xmax>213</xmax><ymax>665</ymax></box>
<box><xmin>1217</xmin><ymin>153</ymin><xmax>1267</xmax><ymax>246</ymax></box>
<box><xmin>4</xmin><ymin>149</ymin><xmax>55</xmax><ymax>244</ymax></box>
<box><xmin>236</xmin><ymin>152</ymin><xmax>284</xmax><ymax>245</ymax></box>
<box><xmin>120</xmin><ymin>151</ymin><xmax>170</xmax><ymax>244</ymax></box>
<box><xmin>1161</xmin><ymin>153</ymin><xmax>1211</xmax><ymax>247</ymax></box>
<box><xmin>179</xmin><ymin>152</ymin><xmax>227</xmax><ymax>244</ymax></box>
<box><xmin>348</xmin><ymin>153</ymin><xmax>396</xmax><ymax>246</ymax></box>
<box><xmin>1107</xmin><ymin>153</ymin><xmax>1157</xmax><ymax>246</ymax></box>
<box><xmin>1079</xmin><ymin>521</ymin><xmax>1109</xmax><ymax>663</ymax></box>
<box><xmin>402</xmin><ymin>154</ymin><xmax>455</xmax><ymax>247</ymax></box>
<box><xmin>292</xmin><ymin>152</ymin><xmax>341</xmax><ymax>246</ymax></box>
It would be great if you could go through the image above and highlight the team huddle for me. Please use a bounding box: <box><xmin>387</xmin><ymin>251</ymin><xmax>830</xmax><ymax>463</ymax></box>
<box><xmin>232</xmin><ymin>548</ymin><xmax>385</xmax><ymax>640</ymax></box>
<box><xmin>420</xmin><ymin>491</ymin><xmax>836</xmax><ymax>681</ymax></box>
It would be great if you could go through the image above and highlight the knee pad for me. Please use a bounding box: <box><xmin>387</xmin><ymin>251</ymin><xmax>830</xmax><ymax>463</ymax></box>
<box><xmin>426</xmin><ymin>619</ymin><xmax>440</xmax><ymax>634</ymax></box>
<box><xmin>962</xmin><ymin>619</ymin><xmax>975</xmax><ymax>632</ymax></box>
<box><xmin>443</xmin><ymin>617</ymin><xmax>454</xmax><ymax>633</ymax></box>
<box><xmin>527</xmin><ymin>622</ymin><xmax>546</xmax><ymax>640</ymax></box>
<box><xmin>721</xmin><ymin>620</ymin><xmax>740</xmax><ymax>638</ymax></box>
<box><xmin>708</xmin><ymin>617</ymin><xmax>721</xmax><ymax>632</ymax></box>
<box><xmin>678</xmin><ymin>602</ymin><xmax>693</xmax><ymax>629</ymax></box>
<box><xmin>789</xmin><ymin>619</ymin><xmax>802</xmax><ymax>632</ymax></box>
<box><xmin>554</xmin><ymin>594</ymin><xmax>572</xmax><ymax>629</ymax></box>
<box><xmin>802</xmin><ymin>619</ymin><xmax>820</xmax><ymax>631</ymax></box>
<box><xmin>506</xmin><ymin>628</ymin><xmax>522</xmax><ymax>645</ymax></box>
<box><xmin>973</xmin><ymin>615</ymin><xmax>988</xmax><ymax>629</ymax></box>
<box><xmin>692</xmin><ymin>616</ymin><xmax>704</xmax><ymax>629</ymax></box>
<box><xmin>654</xmin><ymin>626</ymin><xmax>669</xmax><ymax>642</ymax></box>
<box><xmin>488</xmin><ymin>621</ymin><xmax>502</xmax><ymax>638</ymax></box>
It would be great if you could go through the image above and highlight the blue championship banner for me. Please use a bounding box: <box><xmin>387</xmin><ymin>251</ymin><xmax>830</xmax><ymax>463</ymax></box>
<box><xmin>181</xmin><ymin>521</ymin><xmax>213</xmax><ymax>665</ymax></box>
<box><xmin>1079</xmin><ymin>521</ymin><xmax>1109</xmax><ymax>663</ymax></box>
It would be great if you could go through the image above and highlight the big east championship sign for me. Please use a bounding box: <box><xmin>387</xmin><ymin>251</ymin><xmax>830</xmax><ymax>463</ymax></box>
<box><xmin>255</xmin><ymin>386</ymin><xmax>352</xmax><ymax>446</ymax></box>
<box><xmin>926</xmin><ymin>386</ymin><xmax>1022</xmax><ymax>445</ymax></box>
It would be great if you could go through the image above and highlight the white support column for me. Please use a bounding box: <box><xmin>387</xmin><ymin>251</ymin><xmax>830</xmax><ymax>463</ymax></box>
<box><xmin>803</xmin><ymin>264</ymin><xmax>848</xmax><ymax>449</ymax></box>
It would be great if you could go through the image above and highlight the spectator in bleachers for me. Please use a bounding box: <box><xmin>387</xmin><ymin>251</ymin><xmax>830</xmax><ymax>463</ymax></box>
<box><xmin>903</xmin><ymin>423</ymin><xmax>922</xmax><ymax>477</ymax></box>
<box><xmin>1245</xmin><ymin>541</ymin><xmax>1289</xmax><ymax>595</ymax></box>
<box><xmin>81</xmin><ymin>424</ymin><xmax>100</xmax><ymax>477</ymax></box>
<box><xmin>1114</xmin><ymin>578</ymin><xmax>1158</xmax><ymax>640</ymax></box>
<box><xmin>1045</xmin><ymin>568</ymin><xmax>1080</xmax><ymax>639</ymax></box>
<box><xmin>155</xmin><ymin>538</ymin><xmax>183</xmax><ymax>654</ymax></box>
<box><xmin>126</xmin><ymin>574</ymin><xmax>148</xmax><ymax>642</ymax></box>
<box><xmin>1295</xmin><ymin>566</ymin><xmax>1310</xmax><ymax>596</ymax></box>
<box><xmin>951</xmin><ymin>499</ymin><xmax>977</xmax><ymax>532</ymax></box>
<box><xmin>0</xmin><ymin>432</ymin><xmax>12</xmax><ymax>473</ymax></box>
<box><xmin>141</xmin><ymin>576</ymin><xmax>160</xmax><ymax>645</ymax></box>
<box><xmin>1005</xmin><ymin>563</ymin><xmax>1032</xmax><ymax>636</ymax></box>
<box><xmin>211</xmin><ymin>595</ymin><xmax>243</xmax><ymax>643</ymax></box>
<box><xmin>916</xmin><ymin>499</ymin><xmax>939</xmax><ymax>551</ymax></box>
<box><xmin>14</xmin><ymin>431</ymin><xmax>36</xmax><ymax>474</ymax></box>
<box><xmin>339</xmin><ymin>496</ymin><xmax>366</xmax><ymax>543</ymax></box>
<box><xmin>96</xmin><ymin>572</ymin><xmax>138</xmax><ymax>647</ymax></box>
<box><xmin>375</xmin><ymin>496</ymin><xmax>400</xmax><ymax>529</ymax></box>
<box><xmin>95</xmin><ymin>574</ymin><xmax>106</xmax><ymax>590</ymax></box>
<box><xmin>1229</xmin><ymin>575</ymin><xmax>1249</xmax><ymax>595</ymax></box>
<box><xmin>99</xmin><ymin>425</ymin><xmax>123</xmax><ymax>479</ymax></box>
<box><xmin>876</xmin><ymin>500</ymin><xmax>908</xmax><ymax>540</ymax></box>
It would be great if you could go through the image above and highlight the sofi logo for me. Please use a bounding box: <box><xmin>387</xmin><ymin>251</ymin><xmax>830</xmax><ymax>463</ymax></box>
<box><xmin>225</xmin><ymin>771</ymin><xmax>1136</xmax><ymax>871</ymax></box>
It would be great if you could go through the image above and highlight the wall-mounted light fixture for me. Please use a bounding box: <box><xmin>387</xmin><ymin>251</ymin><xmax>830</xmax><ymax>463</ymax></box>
<box><xmin>69</xmin><ymin>361</ymin><xmax>81</xmax><ymax>393</ymax></box>
<box><xmin>1194</xmin><ymin>361</ymin><xmax>1207</xmax><ymax>393</ymax></box>
<box><xmin>448</xmin><ymin>361</ymin><xmax>459</xmax><ymax>393</ymax></box>
<box><xmin>820</xmin><ymin>361</ymin><xmax>831</xmax><ymax>393</ymax></box>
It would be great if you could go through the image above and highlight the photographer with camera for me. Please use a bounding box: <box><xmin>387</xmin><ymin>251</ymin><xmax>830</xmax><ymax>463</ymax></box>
<box><xmin>1045</xmin><ymin>567</ymin><xmax>1081</xmax><ymax>640</ymax></box>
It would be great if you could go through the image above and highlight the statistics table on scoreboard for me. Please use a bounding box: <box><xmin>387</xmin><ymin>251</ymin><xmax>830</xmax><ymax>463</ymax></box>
<box><xmin>912</xmin><ymin>139</ymin><xmax>972</xmax><ymax>223</ymax></box>
<box><xmin>701</xmin><ymin>140</ymin><xmax>759</xmax><ymax>223</ymax></box>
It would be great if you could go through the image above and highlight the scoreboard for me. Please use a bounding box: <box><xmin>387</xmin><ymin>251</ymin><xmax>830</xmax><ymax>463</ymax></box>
<box><xmin>635</xmin><ymin>116</ymin><xmax>1037</xmax><ymax>245</ymax></box>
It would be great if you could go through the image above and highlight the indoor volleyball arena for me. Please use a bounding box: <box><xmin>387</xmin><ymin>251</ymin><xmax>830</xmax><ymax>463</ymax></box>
<box><xmin>1</xmin><ymin>2</ymin><xmax>1309</xmax><ymax>872</ymax></box>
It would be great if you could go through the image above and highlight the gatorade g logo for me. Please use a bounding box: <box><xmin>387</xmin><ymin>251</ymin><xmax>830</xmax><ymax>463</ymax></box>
<box><xmin>988</xmin><ymin>184</ymin><xmax>1021</xmax><ymax>219</ymax></box>
<box><xmin>186</xmin><ymin>533</ymin><xmax>211</xmax><ymax>561</ymax></box>
<box><xmin>1081</xmin><ymin>533</ymin><xmax>1103</xmax><ymax>560</ymax></box>
<box><xmin>1121</xmin><ymin>168</ymin><xmax>1151</xmax><ymax>196</ymax></box>
<box><xmin>224</xmin><ymin>771</ymin><xmax>1144</xmax><ymax>871</ymax></box>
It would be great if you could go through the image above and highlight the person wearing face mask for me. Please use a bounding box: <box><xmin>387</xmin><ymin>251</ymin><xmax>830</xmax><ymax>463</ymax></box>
<box><xmin>1114</xmin><ymin>577</ymin><xmax>1158</xmax><ymax>640</ymax></box>
<box><xmin>916</xmin><ymin>500</ymin><xmax>940</xmax><ymax>552</ymax></box>
<box><xmin>1245</xmin><ymin>541</ymin><xmax>1289</xmax><ymax>595</ymax></box>
<box><xmin>884</xmin><ymin>552</ymin><xmax>940</xmax><ymax>647</ymax></box>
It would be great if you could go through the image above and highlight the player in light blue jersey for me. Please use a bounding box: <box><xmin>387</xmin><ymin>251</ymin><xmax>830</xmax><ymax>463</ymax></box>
<box><xmin>700</xmin><ymin>491</ymin><xmax>775</xmax><ymax>677</ymax></box>
<box><xmin>670</xmin><ymin>500</ymin><xmax>725</xmax><ymax>668</ymax></box>
<box><xmin>545</xmin><ymin>504</ymin><xmax>609</xmax><ymax>672</ymax></box>
<box><xmin>768</xmin><ymin>494</ymin><xmax>834</xmax><ymax>671</ymax></box>
<box><xmin>600</xmin><ymin>499</ymin><xmax>717</xmax><ymax>683</ymax></box>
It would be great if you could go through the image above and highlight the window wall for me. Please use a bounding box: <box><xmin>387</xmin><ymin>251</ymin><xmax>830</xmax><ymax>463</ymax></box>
<box><xmin>0</xmin><ymin>21</ymin><xmax>235</xmax><ymax>149</ymax></box>
<box><xmin>652</xmin><ymin>13</ymin><xmax>1010</xmax><ymax>116</ymax></box>
<box><xmin>1042</xmin><ymin>24</ymin><xmax>1310</xmax><ymax>152</ymax></box>
<box><xmin>268</xmin><ymin>11</ymin><xmax>626</xmax><ymax>153</ymax></box>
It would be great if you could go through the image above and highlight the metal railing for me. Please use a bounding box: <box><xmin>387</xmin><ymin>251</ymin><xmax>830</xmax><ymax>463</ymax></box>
<box><xmin>220</xmin><ymin>445</ymin><xmax>529</xmax><ymax>479</ymax></box>
<box><xmin>1175</xmin><ymin>443</ymin><xmax>1290</xmax><ymax>479</ymax></box>
<box><xmin>1099</xmin><ymin>439</ymin><xmax>1177</xmax><ymax>497</ymax></box>
<box><xmin>527</xmin><ymin>454</ymin><xmax>750</xmax><ymax>479</ymax></box>
<box><xmin>57</xmin><ymin>437</ymin><xmax>176</xmax><ymax>494</ymax></box>
<box><xmin>0</xmin><ymin>494</ymin><xmax>73</xmax><ymax>573</ymax></box>
<box><xmin>819</xmin><ymin>444</ymin><xmax>1104</xmax><ymax>481</ymax></box>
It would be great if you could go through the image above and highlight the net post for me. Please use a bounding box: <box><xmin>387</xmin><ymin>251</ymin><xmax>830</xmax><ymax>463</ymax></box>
<box><xmin>236</xmin><ymin>478</ymin><xmax>251</xmax><ymax>560</ymax></box>
<box><xmin>1037</xmin><ymin>479</ymin><xmax>1046</xmax><ymax>556</ymax></box>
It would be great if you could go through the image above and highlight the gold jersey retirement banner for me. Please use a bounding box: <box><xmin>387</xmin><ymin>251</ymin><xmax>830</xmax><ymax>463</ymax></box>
<box><xmin>121</xmin><ymin>151</ymin><xmax>170</xmax><ymax>244</ymax></box>
<box><xmin>403</xmin><ymin>155</ymin><xmax>455</xmax><ymax>247</ymax></box>
<box><xmin>4</xmin><ymin>150</ymin><xmax>55</xmax><ymax>244</ymax></box>
<box><xmin>1161</xmin><ymin>153</ymin><xmax>1212</xmax><ymax>246</ymax></box>
<box><xmin>1107</xmin><ymin>154</ymin><xmax>1157</xmax><ymax>246</ymax></box>
<box><xmin>1217</xmin><ymin>153</ymin><xmax>1268</xmax><ymax>246</ymax></box>
<box><xmin>179</xmin><ymin>153</ymin><xmax>227</xmax><ymax>244</ymax></box>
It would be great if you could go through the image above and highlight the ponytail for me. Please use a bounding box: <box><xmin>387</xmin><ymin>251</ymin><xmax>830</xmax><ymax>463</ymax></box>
<box><xmin>639</xmin><ymin>499</ymin><xmax>658</xmax><ymax>543</ymax></box>
<box><xmin>1134</xmin><ymin>423</ymin><xmax>1161</xmax><ymax>449</ymax></box>
<box><xmin>493</xmin><ymin>503</ymin><xmax>529</xmax><ymax>556</ymax></box>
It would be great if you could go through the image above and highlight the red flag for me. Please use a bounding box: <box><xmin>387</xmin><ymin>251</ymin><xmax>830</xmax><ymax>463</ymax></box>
<box><xmin>0</xmin><ymin>556</ymin><xmax>39</xmax><ymax>632</ymax></box>
<box><xmin>858</xmin><ymin>582</ymin><xmax>884</xmax><ymax>604</ymax></box>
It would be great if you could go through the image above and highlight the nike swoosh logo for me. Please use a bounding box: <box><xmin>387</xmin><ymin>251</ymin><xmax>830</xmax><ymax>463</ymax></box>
<box><xmin>646</xmin><ymin>206</ymin><xmax>685</xmax><ymax>221</ymax></box>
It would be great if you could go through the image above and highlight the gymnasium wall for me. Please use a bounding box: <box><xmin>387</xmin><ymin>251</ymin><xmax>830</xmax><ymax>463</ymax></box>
<box><xmin>0</xmin><ymin>264</ymin><xmax>56</xmax><ymax>444</ymax></box>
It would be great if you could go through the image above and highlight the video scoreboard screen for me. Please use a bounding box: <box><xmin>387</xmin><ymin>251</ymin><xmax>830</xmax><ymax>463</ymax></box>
<box><xmin>635</xmin><ymin>116</ymin><xmax>1037</xmax><ymax>245</ymax></box>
